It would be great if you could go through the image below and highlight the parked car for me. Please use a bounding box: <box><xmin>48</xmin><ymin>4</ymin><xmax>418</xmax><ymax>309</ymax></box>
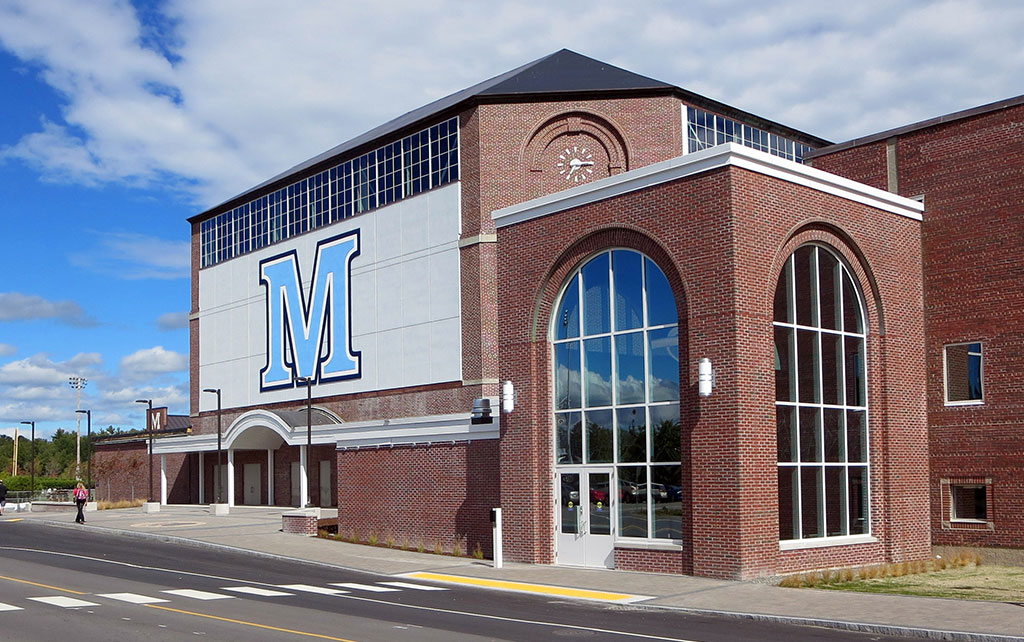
<box><xmin>637</xmin><ymin>483</ymin><xmax>668</xmax><ymax>501</ymax></box>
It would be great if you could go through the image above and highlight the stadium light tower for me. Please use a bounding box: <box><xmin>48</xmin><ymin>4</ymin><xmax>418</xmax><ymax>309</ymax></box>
<box><xmin>68</xmin><ymin>376</ymin><xmax>87</xmax><ymax>477</ymax></box>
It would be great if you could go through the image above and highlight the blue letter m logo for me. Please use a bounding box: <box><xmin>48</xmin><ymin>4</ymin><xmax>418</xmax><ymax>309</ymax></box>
<box><xmin>259</xmin><ymin>231</ymin><xmax>361</xmax><ymax>391</ymax></box>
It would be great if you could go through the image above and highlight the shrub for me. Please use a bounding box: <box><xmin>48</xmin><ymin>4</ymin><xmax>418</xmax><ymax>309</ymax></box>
<box><xmin>472</xmin><ymin>543</ymin><xmax>484</xmax><ymax>560</ymax></box>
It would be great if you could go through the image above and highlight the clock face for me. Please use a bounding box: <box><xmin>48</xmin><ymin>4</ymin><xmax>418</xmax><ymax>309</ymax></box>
<box><xmin>556</xmin><ymin>146</ymin><xmax>595</xmax><ymax>183</ymax></box>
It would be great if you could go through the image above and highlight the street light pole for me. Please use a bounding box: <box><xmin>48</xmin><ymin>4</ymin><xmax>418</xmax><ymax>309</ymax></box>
<box><xmin>294</xmin><ymin>376</ymin><xmax>313</xmax><ymax>508</ymax></box>
<box><xmin>75</xmin><ymin>409</ymin><xmax>92</xmax><ymax>493</ymax></box>
<box><xmin>135</xmin><ymin>399</ymin><xmax>154</xmax><ymax>501</ymax></box>
<box><xmin>20</xmin><ymin>421</ymin><xmax>34</xmax><ymax>499</ymax></box>
<box><xmin>202</xmin><ymin>388</ymin><xmax>222</xmax><ymax>504</ymax></box>
<box><xmin>68</xmin><ymin>376</ymin><xmax>87</xmax><ymax>478</ymax></box>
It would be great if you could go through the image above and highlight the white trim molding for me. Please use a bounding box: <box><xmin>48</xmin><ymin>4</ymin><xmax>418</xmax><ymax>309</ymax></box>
<box><xmin>492</xmin><ymin>143</ymin><xmax>924</xmax><ymax>228</ymax></box>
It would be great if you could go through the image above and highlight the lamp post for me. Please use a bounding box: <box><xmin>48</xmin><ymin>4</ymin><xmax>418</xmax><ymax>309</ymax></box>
<box><xmin>202</xmin><ymin>388</ymin><xmax>222</xmax><ymax>504</ymax></box>
<box><xmin>75</xmin><ymin>409</ymin><xmax>92</xmax><ymax>493</ymax></box>
<box><xmin>135</xmin><ymin>399</ymin><xmax>154</xmax><ymax>501</ymax></box>
<box><xmin>20</xmin><ymin>421</ymin><xmax>34</xmax><ymax>499</ymax></box>
<box><xmin>294</xmin><ymin>376</ymin><xmax>312</xmax><ymax>508</ymax></box>
<box><xmin>68</xmin><ymin>376</ymin><xmax>87</xmax><ymax>478</ymax></box>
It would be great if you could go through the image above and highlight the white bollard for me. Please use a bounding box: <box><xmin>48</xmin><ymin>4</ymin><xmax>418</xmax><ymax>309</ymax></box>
<box><xmin>491</xmin><ymin>507</ymin><xmax>503</xmax><ymax>569</ymax></box>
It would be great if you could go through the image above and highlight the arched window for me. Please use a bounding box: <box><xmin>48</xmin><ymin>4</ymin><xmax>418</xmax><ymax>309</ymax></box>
<box><xmin>552</xmin><ymin>249</ymin><xmax>680</xmax><ymax>540</ymax></box>
<box><xmin>774</xmin><ymin>245</ymin><xmax>869</xmax><ymax>542</ymax></box>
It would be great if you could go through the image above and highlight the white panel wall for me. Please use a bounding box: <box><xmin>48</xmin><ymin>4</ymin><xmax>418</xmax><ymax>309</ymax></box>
<box><xmin>197</xmin><ymin>182</ymin><xmax>462</xmax><ymax>412</ymax></box>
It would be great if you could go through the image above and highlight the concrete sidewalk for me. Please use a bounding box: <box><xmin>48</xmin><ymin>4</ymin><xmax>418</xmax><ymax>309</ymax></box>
<box><xmin>8</xmin><ymin>505</ymin><xmax>1022</xmax><ymax>642</ymax></box>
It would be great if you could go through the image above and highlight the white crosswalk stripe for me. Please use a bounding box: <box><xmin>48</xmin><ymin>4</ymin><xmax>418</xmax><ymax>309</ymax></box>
<box><xmin>329</xmin><ymin>582</ymin><xmax>400</xmax><ymax>592</ymax></box>
<box><xmin>161</xmin><ymin>589</ymin><xmax>234</xmax><ymax>600</ymax></box>
<box><xmin>97</xmin><ymin>593</ymin><xmax>169</xmax><ymax>604</ymax></box>
<box><xmin>28</xmin><ymin>596</ymin><xmax>100</xmax><ymax>608</ymax></box>
<box><xmin>378</xmin><ymin>581</ymin><xmax>448</xmax><ymax>591</ymax></box>
<box><xmin>222</xmin><ymin>586</ymin><xmax>294</xmax><ymax>597</ymax></box>
<box><xmin>0</xmin><ymin>602</ymin><xmax>23</xmax><ymax>611</ymax></box>
<box><xmin>277</xmin><ymin>584</ymin><xmax>348</xmax><ymax>595</ymax></box>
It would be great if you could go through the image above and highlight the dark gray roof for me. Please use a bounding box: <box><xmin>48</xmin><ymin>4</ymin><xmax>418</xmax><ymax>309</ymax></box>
<box><xmin>807</xmin><ymin>93</ymin><xmax>1024</xmax><ymax>159</ymax></box>
<box><xmin>166</xmin><ymin>415</ymin><xmax>191</xmax><ymax>431</ymax></box>
<box><xmin>192</xmin><ymin>49</ymin><xmax>828</xmax><ymax>223</ymax></box>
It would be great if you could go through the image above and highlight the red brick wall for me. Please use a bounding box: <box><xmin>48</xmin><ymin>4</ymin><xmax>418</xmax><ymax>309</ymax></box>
<box><xmin>815</xmin><ymin>103</ymin><xmax>1024</xmax><ymax>549</ymax></box>
<box><xmin>496</xmin><ymin>162</ymin><xmax>928</xmax><ymax>579</ymax></box>
<box><xmin>93</xmin><ymin>442</ymin><xmax>193</xmax><ymax>504</ymax></box>
<box><xmin>337</xmin><ymin>440</ymin><xmax>499</xmax><ymax>556</ymax></box>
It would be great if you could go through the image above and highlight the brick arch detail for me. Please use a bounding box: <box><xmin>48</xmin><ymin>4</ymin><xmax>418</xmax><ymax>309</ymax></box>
<box><xmin>528</xmin><ymin>225</ymin><xmax>687</xmax><ymax>344</ymax></box>
<box><xmin>521</xmin><ymin>112</ymin><xmax>629</xmax><ymax>199</ymax></box>
<box><xmin>770</xmin><ymin>221</ymin><xmax>885</xmax><ymax>337</ymax></box>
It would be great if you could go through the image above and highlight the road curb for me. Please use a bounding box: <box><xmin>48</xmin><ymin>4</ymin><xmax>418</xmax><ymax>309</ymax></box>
<box><xmin>25</xmin><ymin>518</ymin><xmax>1024</xmax><ymax>642</ymax></box>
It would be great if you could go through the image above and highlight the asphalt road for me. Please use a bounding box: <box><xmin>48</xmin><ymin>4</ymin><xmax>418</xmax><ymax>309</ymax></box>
<box><xmin>0</xmin><ymin>520</ymin><xmax>914</xmax><ymax>641</ymax></box>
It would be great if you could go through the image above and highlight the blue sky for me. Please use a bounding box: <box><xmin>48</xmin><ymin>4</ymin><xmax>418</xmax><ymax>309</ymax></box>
<box><xmin>0</xmin><ymin>0</ymin><xmax>1021</xmax><ymax>438</ymax></box>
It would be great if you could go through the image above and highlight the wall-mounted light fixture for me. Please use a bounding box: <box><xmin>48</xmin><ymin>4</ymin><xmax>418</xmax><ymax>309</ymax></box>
<box><xmin>698</xmin><ymin>358</ymin><xmax>715</xmax><ymax>397</ymax></box>
<box><xmin>501</xmin><ymin>380</ymin><xmax>516</xmax><ymax>413</ymax></box>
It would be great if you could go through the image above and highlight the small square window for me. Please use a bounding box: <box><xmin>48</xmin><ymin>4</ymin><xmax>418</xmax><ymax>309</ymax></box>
<box><xmin>944</xmin><ymin>342</ymin><xmax>983</xmax><ymax>404</ymax></box>
<box><xmin>951</xmin><ymin>484</ymin><xmax>987</xmax><ymax>522</ymax></box>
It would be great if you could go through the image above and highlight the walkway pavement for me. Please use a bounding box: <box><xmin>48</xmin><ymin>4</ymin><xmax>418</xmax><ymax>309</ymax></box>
<box><xmin>7</xmin><ymin>504</ymin><xmax>1022</xmax><ymax>641</ymax></box>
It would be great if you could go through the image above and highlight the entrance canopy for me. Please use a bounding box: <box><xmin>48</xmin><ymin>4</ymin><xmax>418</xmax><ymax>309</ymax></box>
<box><xmin>151</xmin><ymin>407</ymin><xmax>341</xmax><ymax>454</ymax></box>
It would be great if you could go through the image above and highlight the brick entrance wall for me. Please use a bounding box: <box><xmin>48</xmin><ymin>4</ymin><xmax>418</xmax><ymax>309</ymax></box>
<box><xmin>496</xmin><ymin>162</ymin><xmax>928</xmax><ymax>579</ymax></box>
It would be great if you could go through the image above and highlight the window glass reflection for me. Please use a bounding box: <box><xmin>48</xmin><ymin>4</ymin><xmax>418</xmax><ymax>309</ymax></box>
<box><xmin>582</xmin><ymin>253</ymin><xmax>611</xmax><ymax>335</ymax></box>
<box><xmin>555</xmin><ymin>277</ymin><xmax>580</xmax><ymax>340</ymax></box>
<box><xmin>613</xmin><ymin>250</ymin><xmax>643</xmax><ymax>331</ymax></box>
<box><xmin>650</xmin><ymin>404</ymin><xmax>680</xmax><ymax>462</ymax></box>
<box><xmin>584</xmin><ymin>337</ymin><xmax>612</xmax><ymax>408</ymax></box>
<box><xmin>617</xmin><ymin>407</ymin><xmax>646</xmax><ymax>463</ymax></box>
<box><xmin>648</xmin><ymin>327</ymin><xmax>680</xmax><ymax>402</ymax></box>
<box><xmin>554</xmin><ymin>342</ymin><xmax>581</xmax><ymax>410</ymax></box>
<box><xmin>616</xmin><ymin>332</ymin><xmax>645</xmax><ymax>405</ymax></box>
<box><xmin>645</xmin><ymin>258</ymin><xmax>676</xmax><ymax>326</ymax></box>
<box><xmin>585</xmin><ymin>409</ymin><xmax>613</xmax><ymax>464</ymax></box>
<box><xmin>556</xmin><ymin>412</ymin><xmax>582</xmax><ymax>464</ymax></box>
<box><xmin>618</xmin><ymin>466</ymin><xmax>648</xmax><ymax>538</ymax></box>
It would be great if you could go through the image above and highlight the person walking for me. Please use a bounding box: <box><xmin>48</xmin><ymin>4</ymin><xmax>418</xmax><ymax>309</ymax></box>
<box><xmin>73</xmin><ymin>482</ymin><xmax>88</xmax><ymax>524</ymax></box>
<box><xmin>0</xmin><ymin>479</ymin><xmax>7</xmax><ymax>516</ymax></box>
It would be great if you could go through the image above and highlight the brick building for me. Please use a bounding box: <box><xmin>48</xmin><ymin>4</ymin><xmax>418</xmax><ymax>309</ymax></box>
<box><xmin>810</xmin><ymin>96</ymin><xmax>1024</xmax><ymax>553</ymax></box>
<box><xmin>98</xmin><ymin>50</ymin><xmax>941</xmax><ymax>579</ymax></box>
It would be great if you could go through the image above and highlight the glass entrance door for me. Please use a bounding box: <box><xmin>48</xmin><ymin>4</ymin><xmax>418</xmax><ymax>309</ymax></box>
<box><xmin>556</xmin><ymin>468</ymin><xmax>614</xmax><ymax>568</ymax></box>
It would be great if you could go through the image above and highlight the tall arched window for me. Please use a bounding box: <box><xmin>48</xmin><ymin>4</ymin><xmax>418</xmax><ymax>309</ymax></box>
<box><xmin>552</xmin><ymin>249</ymin><xmax>681</xmax><ymax>540</ymax></box>
<box><xmin>774</xmin><ymin>244</ymin><xmax>869</xmax><ymax>542</ymax></box>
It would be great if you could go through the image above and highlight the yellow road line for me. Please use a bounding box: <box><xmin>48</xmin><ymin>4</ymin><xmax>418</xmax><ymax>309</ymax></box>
<box><xmin>145</xmin><ymin>604</ymin><xmax>361</xmax><ymax>641</ymax></box>
<box><xmin>2</xmin><ymin>518</ymin><xmax>23</xmax><ymax>522</ymax></box>
<box><xmin>0</xmin><ymin>574</ymin><xmax>87</xmax><ymax>595</ymax></box>
<box><xmin>404</xmin><ymin>572</ymin><xmax>639</xmax><ymax>602</ymax></box>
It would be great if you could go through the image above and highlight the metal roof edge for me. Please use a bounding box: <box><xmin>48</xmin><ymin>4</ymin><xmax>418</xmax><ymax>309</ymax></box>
<box><xmin>807</xmin><ymin>93</ymin><xmax>1024</xmax><ymax>159</ymax></box>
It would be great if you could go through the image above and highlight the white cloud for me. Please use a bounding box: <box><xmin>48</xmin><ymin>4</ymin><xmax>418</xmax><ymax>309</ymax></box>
<box><xmin>0</xmin><ymin>349</ymin><xmax>187</xmax><ymax>434</ymax></box>
<box><xmin>69</xmin><ymin>231</ymin><xmax>189</xmax><ymax>280</ymax></box>
<box><xmin>0</xmin><ymin>0</ymin><xmax>1020</xmax><ymax>208</ymax></box>
<box><xmin>0</xmin><ymin>354</ymin><xmax>80</xmax><ymax>386</ymax></box>
<box><xmin>0</xmin><ymin>344</ymin><xmax>15</xmax><ymax>357</ymax></box>
<box><xmin>0</xmin><ymin>292</ymin><xmax>97</xmax><ymax>326</ymax></box>
<box><xmin>156</xmin><ymin>311</ymin><xmax>189</xmax><ymax>331</ymax></box>
<box><xmin>119</xmin><ymin>346</ymin><xmax>187</xmax><ymax>376</ymax></box>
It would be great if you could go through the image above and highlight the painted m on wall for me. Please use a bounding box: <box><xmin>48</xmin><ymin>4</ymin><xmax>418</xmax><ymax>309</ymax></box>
<box><xmin>260</xmin><ymin>231</ymin><xmax>361</xmax><ymax>391</ymax></box>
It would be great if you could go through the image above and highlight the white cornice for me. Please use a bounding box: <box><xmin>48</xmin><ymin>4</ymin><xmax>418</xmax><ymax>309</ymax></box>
<box><xmin>150</xmin><ymin>408</ymin><xmax>499</xmax><ymax>454</ymax></box>
<box><xmin>492</xmin><ymin>143</ymin><xmax>923</xmax><ymax>228</ymax></box>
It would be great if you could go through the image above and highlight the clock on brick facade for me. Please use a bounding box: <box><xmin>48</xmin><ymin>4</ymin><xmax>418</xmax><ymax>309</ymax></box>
<box><xmin>545</xmin><ymin>134</ymin><xmax>609</xmax><ymax>192</ymax></box>
<box><xmin>556</xmin><ymin>145</ymin><xmax>597</xmax><ymax>183</ymax></box>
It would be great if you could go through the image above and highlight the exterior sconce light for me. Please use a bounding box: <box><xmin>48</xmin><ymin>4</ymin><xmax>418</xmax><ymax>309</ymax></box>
<box><xmin>698</xmin><ymin>358</ymin><xmax>715</xmax><ymax>397</ymax></box>
<box><xmin>501</xmin><ymin>380</ymin><xmax>516</xmax><ymax>413</ymax></box>
<box><xmin>471</xmin><ymin>398</ymin><xmax>493</xmax><ymax>424</ymax></box>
